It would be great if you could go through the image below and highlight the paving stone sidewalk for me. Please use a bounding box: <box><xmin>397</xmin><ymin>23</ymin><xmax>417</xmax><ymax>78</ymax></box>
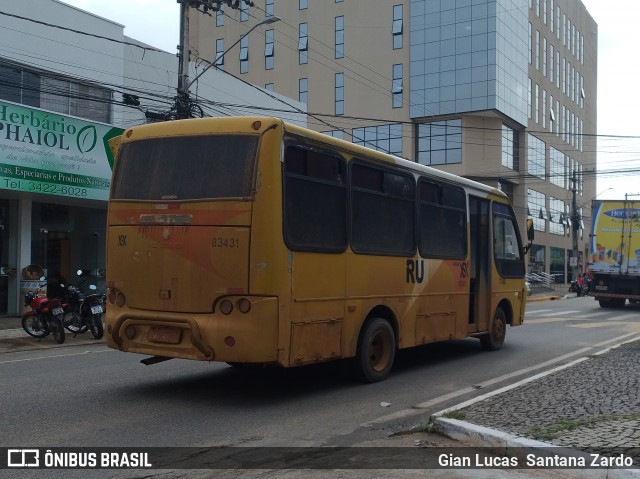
<box><xmin>448</xmin><ymin>340</ymin><xmax>640</xmax><ymax>457</ymax></box>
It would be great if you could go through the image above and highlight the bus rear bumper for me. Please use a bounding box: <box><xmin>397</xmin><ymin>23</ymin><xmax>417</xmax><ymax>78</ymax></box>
<box><xmin>106</xmin><ymin>298</ymin><xmax>280</xmax><ymax>363</ymax></box>
<box><xmin>109</xmin><ymin>312</ymin><xmax>214</xmax><ymax>360</ymax></box>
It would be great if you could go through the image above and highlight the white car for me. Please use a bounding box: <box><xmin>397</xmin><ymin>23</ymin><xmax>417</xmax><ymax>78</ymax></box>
<box><xmin>525</xmin><ymin>281</ymin><xmax>532</xmax><ymax>296</ymax></box>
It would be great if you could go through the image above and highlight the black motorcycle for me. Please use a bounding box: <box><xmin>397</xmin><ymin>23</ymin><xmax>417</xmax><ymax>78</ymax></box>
<box><xmin>569</xmin><ymin>279</ymin><xmax>587</xmax><ymax>297</ymax></box>
<box><xmin>63</xmin><ymin>271</ymin><xmax>104</xmax><ymax>339</ymax></box>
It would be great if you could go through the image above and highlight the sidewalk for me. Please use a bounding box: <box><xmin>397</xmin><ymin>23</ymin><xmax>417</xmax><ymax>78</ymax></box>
<box><xmin>0</xmin><ymin>315</ymin><xmax>100</xmax><ymax>351</ymax></box>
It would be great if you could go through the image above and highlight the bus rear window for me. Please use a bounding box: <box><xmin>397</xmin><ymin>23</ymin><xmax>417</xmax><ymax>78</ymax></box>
<box><xmin>111</xmin><ymin>135</ymin><xmax>259</xmax><ymax>200</ymax></box>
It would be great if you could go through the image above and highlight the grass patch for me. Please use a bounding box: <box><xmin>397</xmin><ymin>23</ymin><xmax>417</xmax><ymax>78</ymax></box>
<box><xmin>529</xmin><ymin>412</ymin><xmax>640</xmax><ymax>441</ymax></box>
<box><xmin>442</xmin><ymin>410</ymin><xmax>466</xmax><ymax>420</ymax></box>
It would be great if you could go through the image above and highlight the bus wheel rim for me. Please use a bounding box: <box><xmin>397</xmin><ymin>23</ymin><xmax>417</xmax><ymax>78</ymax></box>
<box><xmin>369</xmin><ymin>330</ymin><xmax>392</xmax><ymax>372</ymax></box>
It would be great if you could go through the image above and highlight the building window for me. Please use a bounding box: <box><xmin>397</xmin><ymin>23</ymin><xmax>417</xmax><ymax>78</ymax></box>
<box><xmin>557</xmin><ymin>6</ymin><xmax>561</xmax><ymax>40</ymax></box>
<box><xmin>556</xmin><ymin>50</ymin><xmax>560</xmax><ymax>87</ymax></box>
<box><xmin>542</xmin><ymin>90</ymin><xmax>547</xmax><ymax>129</ymax></box>
<box><xmin>549</xmin><ymin>146</ymin><xmax>565</xmax><ymax>188</ymax></box>
<box><xmin>543</xmin><ymin>0</ymin><xmax>547</xmax><ymax>24</ymax></box>
<box><xmin>215</xmin><ymin>39</ymin><xmax>224</xmax><ymax>70</ymax></box>
<box><xmin>352</xmin><ymin>123</ymin><xmax>403</xmax><ymax>156</ymax></box>
<box><xmin>535</xmin><ymin>30</ymin><xmax>540</xmax><ymax>70</ymax></box>
<box><xmin>392</xmin><ymin>4</ymin><xmax>403</xmax><ymax>50</ymax></box>
<box><xmin>299</xmin><ymin>77</ymin><xmax>307</xmax><ymax>105</ymax></box>
<box><xmin>543</xmin><ymin>37</ymin><xmax>547</xmax><ymax>77</ymax></box>
<box><xmin>216</xmin><ymin>6</ymin><xmax>224</xmax><ymax>26</ymax></box>
<box><xmin>535</xmin><ymin>83</ymin><xmax>539</xmax><ymax>124</ymax></box>
<box><xmin>0</xmin><ymin>61</ymin><xmax>114</xmax><ymax>123</ymax></box>
<box><xmin>528</xmin><ymin>189</ymin><xmax>546</xmax><ymax>232</ymax></box>
<box><xmin>265</xmin><ymin>0</ymin><xmax>274</xmax><ymax>17</ymax></box>
<box><xmin>335</xmin><ymin>72</ymin><xmax>344</xmax><ymax>115</ymax></box>
<box><xmin>527</xmin><ymin>134</ymin><xmax>545</xmax><ymax>180</ymax></box>
<box><xmin>528</xmin><ymin>23</ymin><xmax>532</xmax><ymax>64</ymax></box>
<box><xmin>298</xmin><ymin>23</ymin><xmax>308</xmax><ymax>65</ymax></box>
<box><xmin>240</xmin><ymin>0</ymin><xmax>249</xmax><ymax>21</ymax></box>
<box><xmin>299</xmin><ymin>0</ymin><xmax>307</xmax><ymax>9</ymax></box>
<box><xmin>549</xmin><ymin>197</ymin><xmax>566</xmax><ymax>235</ymax></box>
<box><xmin>392</xmin><ymin>63</ymin><xmax>402</xmax><ymax>108</ymax></box>
<box><xmin>335</xmin><ymin>16</ymin><xmax>344</xmax><ymax>59</ymax></box>
<box><xmin>501</xmin><ymin>125</ymin><xmax>519</xmax><ymax>170</ymax></box>
<box><xmin>323</xmin><ymin>130</ymin><xmax>344</xmax><ymax>139</ymax></box>
<box><xmin>550</xmin><ymin>0</ymin><xmax>554</xmax><ymax>32</ymax></box>
<box><xmin>239</xmin><ymin>35</ymin><xmax>249</xmax><ymax>74</ymax></box>
<box><xmin>417</xmin><ymin>119</ymin><xmax>462</xmax><ymax>165</ymax></box>
<box><xmin>527</xmin><ymin>78</ymin><xmax>532</xmax><ymax>119</ymax></box>
<box><xmin>265</xmin><ymin>29</ymin><xmax>274</xmax><ymax>70</ymax></box>
<box><xmin>549</xmin><ymin>44</ymin><xmax>554</xmax><ymax>84</ymax></box>
<box><xmin>549</xmin><ymin>94</ymin><xmax>554</xmax><ymax>132</ymax></box>
<box><xmin>265</xmin><ymin>83</ymin><xmax>274</xmax><ymax>91</ymax></box>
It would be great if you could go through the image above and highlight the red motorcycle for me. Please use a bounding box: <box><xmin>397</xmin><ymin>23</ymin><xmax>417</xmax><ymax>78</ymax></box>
<box><xmin>21</xmin><ymin>277</ymin><xmax>66</xmax><ymax>344</ymax></box>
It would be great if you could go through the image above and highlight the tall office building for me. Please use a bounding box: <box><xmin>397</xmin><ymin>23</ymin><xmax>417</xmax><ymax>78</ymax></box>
<box><xmin>191</xmin><ymin>0</ymin><xmax>597</xmax><ymax>282</ymax></box>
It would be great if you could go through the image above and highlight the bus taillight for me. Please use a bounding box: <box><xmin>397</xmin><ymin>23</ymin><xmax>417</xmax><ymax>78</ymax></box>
<box><xmin>237</xmin><ymin>298</ymin><xmax>251</xmax><ymax>314</ymax></box>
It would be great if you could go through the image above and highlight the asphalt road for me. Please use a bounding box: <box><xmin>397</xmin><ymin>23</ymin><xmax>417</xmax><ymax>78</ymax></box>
<box><xmin>2</xmin><ymin>295</ymin><xmax>639</xmax><ymax>478</ymax></box>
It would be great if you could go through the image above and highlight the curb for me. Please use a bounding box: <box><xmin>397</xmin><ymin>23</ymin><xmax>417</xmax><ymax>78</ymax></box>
<box><xmin>430</xmin><ymin>337</ymin><xmax>640</xmax><ymax>478</ymax></box>
<box><xmin>432</xmin><ymin>417</ymin><xmax>639</xmax><ymax>478</ymax></box>
<box><xmin>527</xmin><ymin>295</ymin><xmax>562</xmax><ymax>302</ymax></box>
<box><xmin>0</xmin><ymin>328</ymin><xmax>27</xmax><ymax>339</ymax></box>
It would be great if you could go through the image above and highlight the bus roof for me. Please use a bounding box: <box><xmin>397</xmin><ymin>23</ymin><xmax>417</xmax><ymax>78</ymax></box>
<box><xmin>280</xmin><ymin>118</ymin><xmax>503</xmax><ymax>199</ymax></box>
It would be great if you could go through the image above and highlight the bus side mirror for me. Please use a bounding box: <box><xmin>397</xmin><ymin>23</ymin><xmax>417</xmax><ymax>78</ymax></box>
<box><xmin>523</xmin><ymin>218</ymin><xmax>534</xmax><ymax>254</ymax></box>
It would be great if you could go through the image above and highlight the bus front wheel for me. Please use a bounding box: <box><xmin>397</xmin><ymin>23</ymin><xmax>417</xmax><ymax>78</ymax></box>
<box><xmin>480</xmin><ymin>307</ymin><xmax>506</xmax><ymax>351</ymax></box>
<box><xmin>354</xmin><ymin>317</ymin><xmax>396</xmax><ymax>383</ymax></box>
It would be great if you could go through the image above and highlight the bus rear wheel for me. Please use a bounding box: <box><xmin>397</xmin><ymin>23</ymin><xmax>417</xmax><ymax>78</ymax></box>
<box><xmin>354</xmin><ymin>317</ymin><xmax>396</xmax><ymax>383</ymax></box>
<box><xmin>480</xmin><ymin>307</ymin><xmax>506</xmax><ymax>351</ymax></box>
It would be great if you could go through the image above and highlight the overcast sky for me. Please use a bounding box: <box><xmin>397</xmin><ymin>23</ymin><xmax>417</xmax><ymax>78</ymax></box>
<box><xmin>57</xmin><ymin>0</ymin><xmax>640</xmax><ymax>202</ymax></box>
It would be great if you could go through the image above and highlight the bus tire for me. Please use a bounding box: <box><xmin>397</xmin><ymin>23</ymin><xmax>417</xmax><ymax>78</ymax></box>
<box><xmin>598</xmin><ymin>300</ymin><xmax>611</xmax><ymax>309</ymax></box>
<box><xmin>354</xmin><ymin>317</ymin><xmax>396</xmax><ymax>383</ymax></box>
<box><xmin>480</xmin><ymin>307</ymin><xmax>506</xmax><ymax>351</ymax></box>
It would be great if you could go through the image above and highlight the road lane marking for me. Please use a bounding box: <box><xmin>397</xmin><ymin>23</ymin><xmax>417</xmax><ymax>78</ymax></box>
<box><xmin>0</xmin><ymin>348</ymin><xmax>112</xmax><ymax>365</ymax></box>
<box><xmin>610</xmin><ymin>313</ymin><xmax>640</xmax><ymax>321</ymax></box>
<box><xmin>580</xmin><ymin>311</ymin><xmax>609</xmax><ymax>318</ymax></box>
<box><xmin>524</xmin><ymin>309</ymin><xmax>553</xmax><ymax>316</ymax></box>
<box><xmin>538</xmin><ymin>310</ymin><xmax>580</xmax><ymax>317</ymax></box>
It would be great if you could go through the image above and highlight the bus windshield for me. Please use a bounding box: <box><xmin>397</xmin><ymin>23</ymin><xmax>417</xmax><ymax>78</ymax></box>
<box><xmin>111</xmin><ymin>135</ymin><xmax>259</xmax><ymax>201</ymax></box>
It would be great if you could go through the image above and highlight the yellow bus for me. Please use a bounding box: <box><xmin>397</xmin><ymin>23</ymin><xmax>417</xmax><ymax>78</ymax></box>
<box><xmin>105</xmin><ymin>116</ymin><xmax>532</xmax><ymax>382</ymax></box>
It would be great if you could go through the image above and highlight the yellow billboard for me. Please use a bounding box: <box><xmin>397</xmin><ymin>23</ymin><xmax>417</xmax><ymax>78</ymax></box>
<box><xmin>589</xmin><ymin>200</ymin><xmax>640</xmax><ymax>274</ymax></box>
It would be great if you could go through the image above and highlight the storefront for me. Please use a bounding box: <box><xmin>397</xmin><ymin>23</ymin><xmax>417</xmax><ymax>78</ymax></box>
<box><xmin>0</xmin><ymin>100</ymin><xmax>122</xmax><ymax>316</ymax></box>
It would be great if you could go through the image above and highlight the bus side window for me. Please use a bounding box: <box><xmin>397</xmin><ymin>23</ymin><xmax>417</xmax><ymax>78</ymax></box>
<box><xmin>283</xmin><ymin>145</ymin><xmax>347</xmax><ymax>253</ymax></box>
<box><xmin>492</xmin><ymin>203</ymin><xmax>525</xmax><ymax>277</ymax></box>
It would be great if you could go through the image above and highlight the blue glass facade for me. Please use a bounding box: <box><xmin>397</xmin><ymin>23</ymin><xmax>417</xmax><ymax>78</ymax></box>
<box><xmin>409</xmin><ymin>0</ymin><xmax>528</xmax><ymax>126</ymax></box>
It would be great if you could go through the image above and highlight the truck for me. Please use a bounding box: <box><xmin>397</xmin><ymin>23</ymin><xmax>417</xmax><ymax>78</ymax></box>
<box><xmin>588</xmin><ymin>199</ymin><xmax>640</xmax><ymax>308</ymax></box>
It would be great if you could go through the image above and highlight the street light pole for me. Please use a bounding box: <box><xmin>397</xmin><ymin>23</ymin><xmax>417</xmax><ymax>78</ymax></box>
<box><xmin>186</xmin><ymin>16</ymin><xmax>280</xmax><ymax>91</ymax></box>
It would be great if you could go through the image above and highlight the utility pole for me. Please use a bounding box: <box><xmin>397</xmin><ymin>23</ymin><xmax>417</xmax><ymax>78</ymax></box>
<box><xmin>175</xmin><ymin>0</ymin><xmax>192</xmax><ymax>119</ymax></box>
<box><xmin>571</xmin><ymin>169</ymin><xmax>580</xmax><ymax>282</ymax></box>
<box><xmin>172</xmin><ymin>0</ymin><xmax>258</xmax><ymax>120</ymax></box>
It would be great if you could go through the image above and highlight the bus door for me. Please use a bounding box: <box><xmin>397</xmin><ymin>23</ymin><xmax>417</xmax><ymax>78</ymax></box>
<box><xmin>468</xmin><ymin>197</ymin><xmax>491</xmax><ymax>332</ymax></box>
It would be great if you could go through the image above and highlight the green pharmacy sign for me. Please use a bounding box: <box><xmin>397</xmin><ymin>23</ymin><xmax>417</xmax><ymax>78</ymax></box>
<box><xmin>0</xmin><ymin>101</ymin><xmax>123</xmax><ymax>201</ymax></box>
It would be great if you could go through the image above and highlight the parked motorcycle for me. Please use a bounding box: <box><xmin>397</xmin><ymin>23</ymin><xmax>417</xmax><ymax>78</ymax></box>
<box><xmin>569</xmin><ymin>279</ymin><xmax>587</xmax><ymax>297</ymax></box>
<box><xmin>63</xmin><ymin>270</ymin><xmax>105</xmax><ymax>339</ymax></box>
<box><xmin>21</xmin><ymin>277</ymin><xmax>66</xmax><ymax>344</ymax></box>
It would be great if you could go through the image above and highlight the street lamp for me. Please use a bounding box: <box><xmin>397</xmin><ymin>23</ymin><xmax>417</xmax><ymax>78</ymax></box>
<box><xmin>187</xmin><ymin>16</ymin><xmax>280</xmax><ymax>91</ymax></box>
